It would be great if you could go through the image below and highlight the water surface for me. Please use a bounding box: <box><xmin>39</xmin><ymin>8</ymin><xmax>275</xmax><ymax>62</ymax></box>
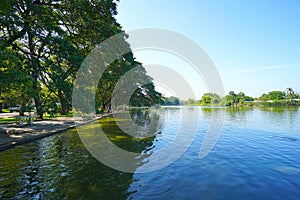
<box><xmin>0</xmin><ymin>107</ymin><xmax>300</xmax><ymax>199</ymax></box>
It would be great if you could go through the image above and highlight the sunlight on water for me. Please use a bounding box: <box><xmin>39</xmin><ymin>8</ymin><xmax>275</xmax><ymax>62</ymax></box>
<box><xmin>0</xmin><ymin>107</ymin><xmax>300</xmax><ymax>199</ymax></box>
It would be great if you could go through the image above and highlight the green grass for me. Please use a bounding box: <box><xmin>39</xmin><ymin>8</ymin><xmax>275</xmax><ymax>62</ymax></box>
<box><xmin>0</xmin><ymin>109</ymin><xmax>10</xmax><ymax>113</ymax></box>
<box><xmin>0</xmin><ymin>111</ymin><xmax>75</xmax><ymax>124</ymax></box>
<box><xmin>43</xmin><ymin>112</ymin><xmax>74</xmax><ymax>119</ymax></box>
<box><xmin>0</xmin><ymin>118</ymin><xmax>16</xmax><ymax>124</ymax></box>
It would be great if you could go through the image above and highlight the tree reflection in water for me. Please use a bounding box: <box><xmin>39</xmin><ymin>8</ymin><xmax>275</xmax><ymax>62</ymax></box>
<box><xmin>0</xmin><ymin>111</ymin><xmax>162</xmax><ymax>199</ymax></box>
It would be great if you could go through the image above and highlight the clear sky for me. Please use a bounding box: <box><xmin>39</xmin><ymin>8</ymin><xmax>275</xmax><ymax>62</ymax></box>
<box><xmin>116</xmin><ymin>0</ymin><xmax>300</xmax><ymax>98</ymax></box>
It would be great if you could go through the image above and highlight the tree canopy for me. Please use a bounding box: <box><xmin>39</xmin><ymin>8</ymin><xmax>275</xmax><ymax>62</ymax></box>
<box><xmin>259</xmin><ymin>91</ymin><xmax>286</xmax><ymax>101</ymax></box>
<box><xmin>0</xmin><ymin>0</ymin><xmax>161</xmax><ymax>116</ymax></box>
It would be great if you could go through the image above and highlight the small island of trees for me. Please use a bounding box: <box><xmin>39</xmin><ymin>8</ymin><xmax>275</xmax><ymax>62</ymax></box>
<box><xmin>162</xmin><ymin>87</ymin><xmax>300</xmax><ymax>107</ymax></box>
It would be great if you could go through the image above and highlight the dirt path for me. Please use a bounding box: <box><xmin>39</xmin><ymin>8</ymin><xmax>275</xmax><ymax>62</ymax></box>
<box><xmin>0</xmin><ymin>113</ymin><xmax>113</xmax><ymax>152</ymax></box>
<box><xmin>0</xmin><ymin>112</ymin><xmax>19</xmax><ymax>119</ymax></box>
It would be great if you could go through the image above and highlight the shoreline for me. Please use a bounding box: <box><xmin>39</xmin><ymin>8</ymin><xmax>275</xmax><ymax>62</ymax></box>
<box><xmin>0</xmin><ymin>113</ymin><xmax>114</xmax><ymax>152</ymax></box>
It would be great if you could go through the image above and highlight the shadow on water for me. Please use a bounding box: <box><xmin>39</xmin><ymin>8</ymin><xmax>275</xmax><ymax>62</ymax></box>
<box><xmin>0</xmin><ymin>111</ymin><xmax>162</xmax><ymax>199</ymax></box>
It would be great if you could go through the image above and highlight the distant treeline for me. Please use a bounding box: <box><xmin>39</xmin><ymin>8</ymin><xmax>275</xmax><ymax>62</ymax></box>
<box><xmin>162</xmin><ymin>88</ymin><xmax>300</xmax><ymax>107</ymax></box>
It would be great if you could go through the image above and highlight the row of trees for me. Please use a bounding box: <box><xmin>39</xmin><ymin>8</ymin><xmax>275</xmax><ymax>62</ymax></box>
<box><xmin>162</xmin><ymin>88</ymin><xmax>300</xmax><ymax>107</ymax></box>
<box><xmin>0</xmin><ymin>0</ymin><xmax>161</xmax><ymax>118</ymax></box>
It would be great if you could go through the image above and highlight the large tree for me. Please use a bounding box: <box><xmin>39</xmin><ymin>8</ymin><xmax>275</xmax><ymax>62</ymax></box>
<box><xmin>1</xmin><ymin>0</ymin><xmax>160</xmax><ymax>116</ymax></box>
<box><xmin>0</xmin><ymin>0</ymin><xmax>119</xmax><ymax>117</ymax></box>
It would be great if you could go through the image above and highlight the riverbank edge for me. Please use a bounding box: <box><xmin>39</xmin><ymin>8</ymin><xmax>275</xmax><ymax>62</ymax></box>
<box><xmin>0</xmin><ymin>113</ymin><xmax>114</xmax><ymax>152</ymax></box>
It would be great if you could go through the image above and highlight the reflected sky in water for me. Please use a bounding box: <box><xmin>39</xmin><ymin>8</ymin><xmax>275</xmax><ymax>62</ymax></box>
<box><xmin>1</xmin><ymin>107</ymin><xmax>300</xmax><ymax>199</ymax></box>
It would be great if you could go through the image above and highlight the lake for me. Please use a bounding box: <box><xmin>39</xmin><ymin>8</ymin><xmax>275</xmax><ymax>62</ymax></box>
<box><xmin>1</xmin><ymin>106</ymin><xmax>300</xmax><ymax>199</ymax></box>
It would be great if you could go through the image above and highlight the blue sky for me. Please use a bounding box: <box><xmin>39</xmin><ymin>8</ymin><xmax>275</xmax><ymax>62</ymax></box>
<box><xmin>116</xmin><ymin>0</ymin><xmax>300</xmax><ymax>98</ymax></box>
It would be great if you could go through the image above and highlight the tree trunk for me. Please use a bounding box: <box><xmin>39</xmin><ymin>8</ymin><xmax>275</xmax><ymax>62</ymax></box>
<box><xmin>31</xmin><ymin>62</ymin><xmax>43</xmax><ymax>119</ymax></box>
<box><xmin>29</xmin><ymin>32</ymin><xmax>43</xmax><ymax>119</ymax></box>
<box><xmin>34</xmin><ymin>96</ymin><xmax>43</xmax><ymax>119</ymax></box>
<box><xmin>101</xmin><ymin>103</ymin><xmax>105</xmax><ymax>113</ymax></box>
<box><xmin>0</xmin><ymin>91</ymin><xmax>2</xmax><ymax>113</ymax></box>
<box><xmin>19</xmin><ymin>94</ymin><xmax>26</xmax><ymax>116</ymax></box>
<box><xmin>32</xmin><ymin>64</ymin><xmax>43</xmax><ymax>119</ymax></box>
<box><xmin>58</xmin><ymin>90</ymin><xmax>68</xmax><ymax>115</ymax></box>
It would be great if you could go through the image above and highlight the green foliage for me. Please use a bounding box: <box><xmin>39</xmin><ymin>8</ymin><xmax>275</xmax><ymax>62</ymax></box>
<box><xmin>0</xmin><ymin>118</ymin><xmax>16</xmax><ymax>124</ymax></box>
<box><xmin>225</xmin><ymin>91</ymin><xmax>238</xmax><ymax>106</ymax></box>
<box><xmin>224</xmin><ymin>91</ymin><xmax>254</xmax><ymax>107</ymax></box>
<box><xmin>1</xmin><ymin>0</ymin><xmax>161</xmax><ymax>116</ymax></box>
<box><xmin>252</xmin><ymin>88</ymin><xmax>300</xmax><ymax>107</ymax></box>
<box><xmin>285</xmin><ymin>87</ymin><xmax>296</xmax><ymax>102</ymax></box>
<box><xmin>201</xmin><ymin>95</ymin><xmax>212</xmax><ymax>105</ymax></box>
<box><xmin>259</xmin><ymin>91</ymin><xmax>285</xmax><ymax>101</ymax></box>
<box><xmin>244</xmin><ymin>96</ymin><xmax>255</xmax><ymax>101</ymax></box>
<box><xmin>200</xmin><ymin>93</ymin><xmax>221</xmax><ymax>105</ymax></box>
<box><xmin>163</xmin><ymin>96</ymin><xmax>180</xmax><ymax>106</ymax></box>
<box><xmin>186</xmin><ymin>98</ymin><xmax>199</xmax><ymax>105</ymax></box>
